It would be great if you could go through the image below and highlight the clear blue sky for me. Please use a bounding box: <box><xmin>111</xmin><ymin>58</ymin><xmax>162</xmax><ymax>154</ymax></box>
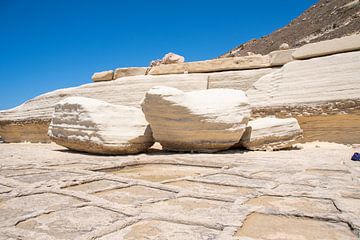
<box><xmin>0</xmin><ymin>0</ymin><xmax>317</xmax><ymax>110</ymax></box>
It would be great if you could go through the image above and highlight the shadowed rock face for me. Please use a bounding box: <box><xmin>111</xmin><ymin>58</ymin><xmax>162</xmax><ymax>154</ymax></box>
<box><xmin>221</xmin><ymin>0</ymin><xmax>360</xmax><ymax>57</ymax></box>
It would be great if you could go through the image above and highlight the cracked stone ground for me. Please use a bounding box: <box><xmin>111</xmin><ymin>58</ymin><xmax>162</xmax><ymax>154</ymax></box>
<box><xmin>0</xmin><ymin>142</ymin><xmax>359</xmax><ymax>240</ymax></box>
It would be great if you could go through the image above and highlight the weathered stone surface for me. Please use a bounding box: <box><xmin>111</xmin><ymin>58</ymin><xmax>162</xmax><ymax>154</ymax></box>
<box><xmin>239</xmin><ymin>117</ymin><xmax>303</xmax><ymax>151</ymax></box>
<box><xmin>0</xmin><ymin>141</ymin><xmax>359</xmax><ymax>239</ymax></box>
<box><xmin>48</xmin><ymin>97</ymin><xmax>154</xmax><ymax>154</ymax></box>
<box><xmin>292</xmin><ymin>34</ymin><xmax>360</xmax><ymax>59</ymax></box>
<box><xmin>269</xmin><ymin>49</ymin><xmax>295</xmax><ymax>66</ymax></box>
<box><xmin>148</xmin><ymin>55</ymin><xmax>271</xmax><ymax>75</ymax></box>
<box><xmin>207</xmin><ymin>68</ymin><xmax>277</xmax><ymax>91</ymax></box>
<box><xmin>279</xmin><ymin>42</ymin><xmax>290</xmax><ymax>50</ymax></box>
<box><xmin>248</xmin><ymin>51</ymin><xmax>360</xmax><ymax>115</ymax></box>
<box><xmin>91</xmin><ymin>70</ymin><xmax>114</xmax><ymax>82</ymax></box>
<box><xmin>113</xmin><ymin>67</ymin><xmax>148</xmax><ymax>80</ymax></box>
<box><xmin>247</xmin><ymin>51</ymin><xmax>360</xmax><ymax>144</ymax></box>
<box><xmin>0</xmin><ymin>74</ymin><xmax>208</xmax><ymax>142</ymax></box>
<box><xmin>141</xmin><ymin>87</ymin><xmax>251</xmax><ymax>152</ymax></box>
<box><xmin>162</xmin><ymin>52</ymin><xmax>185</xmax><ymax>64</ymax></box>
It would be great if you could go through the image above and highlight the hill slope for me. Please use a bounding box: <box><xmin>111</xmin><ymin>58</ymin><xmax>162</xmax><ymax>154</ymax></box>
<box><xmin>221</xmin><ymin>0</ymin><xmax>360</xmax><ymax>57</ymax></box>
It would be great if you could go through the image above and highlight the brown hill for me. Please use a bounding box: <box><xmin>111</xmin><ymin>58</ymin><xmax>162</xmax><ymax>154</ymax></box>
<box><xmin>220</xmin><ymin>0</ymin><xmax>360</xmax><ymax>57</ymax></box>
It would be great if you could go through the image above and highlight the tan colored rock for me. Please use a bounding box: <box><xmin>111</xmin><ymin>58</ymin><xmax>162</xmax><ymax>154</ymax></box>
<box><xmin>141</xmin><ymin>86</ymin><xmax>251</xmax><ymax>152</ymax></box>
<box><xmin>207</xmin><ymin>68</ymin><xmax>277</xmax><ymax>91</ymax></box>
<box><xmin>162</xmin><ymin>52</ymin><xmax>185</xmax><ymax>64</ymax></box>
<box><xmin>269</xmin><ymin>49</ymin><xmax>295</xmax><ymax>66</ymax></box>
<box><xmin>239</xmin><ymin>117</ymin><xmax>303</xmax><ymax>151</ymax></box>
<box><xmin>48</xmin><ymin>97</ymin><xmax>154</xmax><ymax>154</ymax></box>
<box><xmin>91</xmin><ymin>70</ymin><xmax>114</xmax><ymax>82</ymax></box>
<box><xmin>148</xmin><ymin>55</ymin><xmax>271</xmax><ymax>75</ymax></box>
<box><xmin>292</xmin><ymin>34</ymin><xmax>360</xmax><ymax>59</ymax></box>
<box><xmin>113</xmin><ymin>67</ymin><xmax>148</xmax><ymax>80</ymax></box>
<box><xmin>0</xmin><ymin>74</ymin><xmax>208</xmax><ymax>142</ymax></box>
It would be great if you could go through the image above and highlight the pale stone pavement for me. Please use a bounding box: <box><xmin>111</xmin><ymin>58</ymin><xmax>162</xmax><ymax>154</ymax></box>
<box><xmin>0</xmin><ymin>142</ymin><xmax>359</xmax><ymax>239</ymax></box>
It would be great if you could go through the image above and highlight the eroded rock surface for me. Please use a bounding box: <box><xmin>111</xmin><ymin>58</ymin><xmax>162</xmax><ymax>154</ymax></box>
<box><xmin>239</xmin><ymin>117</ymin><xmax>303</xmax><ymax>151</ymax></box>
<box><xmin>141</xmin><ymin>87</ymin><xmax>251</xmax><ymax>152</ymax></box>
<box><xmin>48</xmin><ymin>97</ymin><xmax>154</xmax><ymax>154</ymax></box>
<box><xmin>0</xmin><ymin>142</ymin><xmax>359</xmax><ymax>239</ymax></box>
<box><xmin>0</xmin><ymin>74</ymin><xmax>208</xmax><ymax>143</ymax></box>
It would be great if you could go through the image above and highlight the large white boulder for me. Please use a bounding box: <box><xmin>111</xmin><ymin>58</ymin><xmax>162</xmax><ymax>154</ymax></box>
<box><xmin>48</xmin><ymin>97</ymin><xmax>154</xmax><ymax>155</ymax></box>
<box><xmin>239</xmin><ymin>117</ymin><xmax>303</xmax><ymax>151</ymax></box>
<box><xmin>141</xmin><ymin>87</ymin><xmax>251</xmax><ymax>152</ymax></box>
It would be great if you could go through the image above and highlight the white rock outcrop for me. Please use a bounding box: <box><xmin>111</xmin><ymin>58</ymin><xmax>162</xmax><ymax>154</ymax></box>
<box><xmin>239</xmin><ymin>117</ymin><xmax>303</xmax><ymax>151</ymax></box>
<box><xmin>162</xmin><ymin>52</ymin><xmax>185</xmax><ymax>64</ymax></box>
<box><xmin>248</xmin><ymin>51</ymin><xmax>360</xmax><ymax>116</ymax></box>
<box><xmin>0</xmin><ymin>74</ymin><xmax>208</xmax><ymax>142</ymax></box>
<box><xmin>141</xmin><ymin>87</ymin><xmax>251</xmax><ymax>152</ymax></box>
<box><xmin>48</xmin><ymin>97</ymin><xmax>154</xmax><ymax>154</ymax></box>
<box><xmin>292</xmin><ymin>34</ymin><xmax>360</xmax><ymax>59</ymax></box>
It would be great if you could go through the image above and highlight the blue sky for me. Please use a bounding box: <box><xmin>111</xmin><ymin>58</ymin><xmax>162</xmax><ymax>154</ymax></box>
<box><xmin>0</xmin><ymin>0</ymin><xmax>317</xmax><ymax>110</ymax></box>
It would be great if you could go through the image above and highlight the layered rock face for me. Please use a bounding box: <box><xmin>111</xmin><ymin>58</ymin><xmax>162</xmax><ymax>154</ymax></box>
<box><xmin>247</xmin><ymin>51</ymin><xmax>360</xmax><ymax>144</ymax></box>
<box><xmin>0</xmin><ymin>74</ymin><xmax>208</xmax><ymax>143</ymax></box>
<box><xmin>141</xmin><ymin>87</ymin><xmax>251</xmax><ymax>152</ymax></box>
<box><xmin>240</xmin><ymin>117</ymin><xmax>303</xmax><ymax>151</ymax></box>
<box><xmin>48</xmin><ymin>97</ymin><xmax>154</xmax><ymax>154</ymax></box>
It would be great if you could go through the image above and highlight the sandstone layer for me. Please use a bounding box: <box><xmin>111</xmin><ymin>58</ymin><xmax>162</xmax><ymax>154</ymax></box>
<box><xmin>91</xmin><ymin>70</ymin><xmax>114</xmax><ymax>82</ymax></box>
<box><xmin>48</xmin><ymin>97</ymin><xmax>154</xmax><ymax>154</ymax></box>
<box><xmin>141</xmin><ymin>86</ymin><xmax>251</xmax><ymax>152</ymax></box>
<box><xmin>240</xmin><ymin>117</ymin><xmax>303</xmax><ymax>151</ymax></box>
<box><xmin>147</xmin><ymin>55</ymin><xmax>271</xmax><ymax>75</ymax></box>
<box><xmin>113</xmin><ymin>67</ymin><xmax>148</xmax><ymax>80</ymax></box>
<box><xmin>292</xmin><ymin>34</ymin><xmax>360</xmax><ymax>59</ymax></box>
<box><xmin>0</xmin><ymin>74</ymin><xmax>208</xmax><ymax>143</ymax></box>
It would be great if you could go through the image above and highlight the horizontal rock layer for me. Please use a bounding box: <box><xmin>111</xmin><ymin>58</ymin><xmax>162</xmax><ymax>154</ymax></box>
<box><xmin>142</xmin><ymin>87</ymin><xmax>251</xmax><ymax>152</ymax></box>
<box><xmin>0</xmin><ymin>74</ymin><xmax>208</xmax><ymax>142</ymax></box>
<box><xmin>148</xmin><ymin>55</ymin><xmax>271</xmax><ymax>75</ymax></box>
<box><xmin>91</xmin><ymin>70</ymin><xmax>114</xmax><ymax>82</ymax></box>
<box><xmin>248</xmin><ymin>51</ymin><xmax>360</xmax><ymax>115</ymax></box>
<box><xmin>113</xmin><ymin>67</ymin><xmax>148</xmax><ymax>80</ymax></box>
<box><xmin>239</xmin><ymin>117</ymin><xmax>303</xmax><ymax>151</ymax></box>
<box><xmin>292</xmin><ymin>34</ymin><xmax>360</xmax><ymax>60</ymax></box>
<box><xmin>48</xmin><ymin>97</ymin><xmax>154</xmax><ymax>154</ymax></box>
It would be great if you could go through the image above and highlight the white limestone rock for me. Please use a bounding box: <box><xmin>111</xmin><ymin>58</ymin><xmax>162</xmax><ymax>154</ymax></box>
<box><xmin>91</xmin><ymin>70</ymin><xmax>114</xmax><ymax>82</ymax></box>
<box><xmin>207</xmin><ymin>68</ymin><xmax>277</xmax><ymax>91</ymax></box>
<box><xmin>0</xmin><ymin>74</ymin><xmax>208</xmax><ymax>142</ymax></box>
<box><xmin>162</xmin><ymin>52</ymin><xmax>185</xmax><ymax>64</ymax></box>
<box><xmin>279</xmin><ymin>43</ymin><xmax>290</xmax><ymax>50</ymax></box>
<box><xmin>48</xmin><ymin>97</ymin><xmax>154</xmax><ymax>154</ymax></box>
<box><xmin>248</xmin><ymin>51</ymin><xmax>360</xmax><ymax>115</ymax></box>
<box><xmin>141</xmin><ymin>87</ymin><xmax>251</xmax><ymax>152</ymax></box>
<box><xmin>292</xmin><ymin>34</ymin><xmax>360</xmax><ymax>59</ymax></box>
<box><xmin>240</xmin><ymin>117</ymin><xmax>303</xmax><ymax>151</ymax></box>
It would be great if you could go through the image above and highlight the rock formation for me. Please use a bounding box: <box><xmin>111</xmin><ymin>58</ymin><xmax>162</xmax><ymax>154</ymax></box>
<box><xmin>113</xmin><ymin>67</ymin><xmax>148</xmax><ymax>80</ymax></box>
<box><xmin>221</xmin><ymin>0</ymin><xmax>360</xmax><ymax>57</ymax></box>
<box><xmin>0</xmin><ymin>74</ymin><xmax>208</xmax><ymax>143</ymax></box>
<box><xmin>147</xmin><ymin>54</ymin><xmax>271</xmax><ymax>75</ymax></box>
<box><xmin>161</xmin><ymin>52</ymin><xmax>185</xmax><ymax>64</ymax></box>
<box><xmin>247</xmin><ymin>51</ymin><xmax>360</xmax><ymax>144</ymax></box>
<box><xmin>91</xmin><ymin>70</ymin><xmax>114</xmax><ymax>82</ymax></box>
<box><xmin>48</xmin><ymin>97</ymin><xmax>154</xmax><ymax>154</ymax></box>
<box><xmin>239</xmin><ymin>117</ymin><xmax>303</xmax><ymax>151</ymax></box>
<box><xmin>141</xmin><ymin>86</ymin><xmax>251</xmax><ymax>152</ymax></box>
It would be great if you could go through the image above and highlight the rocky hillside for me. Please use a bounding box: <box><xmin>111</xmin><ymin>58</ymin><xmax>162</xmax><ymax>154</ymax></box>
<box><xmin>221</xmin><ymin>0</ymin><xmax>360</xmax><ymax>57</ymax></box>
